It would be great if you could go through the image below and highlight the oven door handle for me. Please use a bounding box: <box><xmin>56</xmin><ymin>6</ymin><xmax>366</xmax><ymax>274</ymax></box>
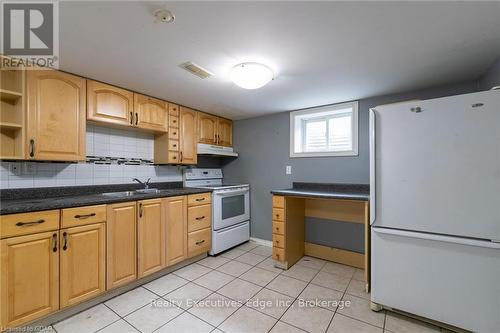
<box><xmin>214</xmin><ymin>189</ymin><xmax>249</xmax><ymax>197</ymax></box>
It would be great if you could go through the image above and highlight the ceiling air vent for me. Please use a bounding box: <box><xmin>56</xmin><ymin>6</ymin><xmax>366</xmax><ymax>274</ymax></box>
<box><xmin>180</xmin><ymin>62</ymin><xmax>213</xmax><ymax>79</ymax></box>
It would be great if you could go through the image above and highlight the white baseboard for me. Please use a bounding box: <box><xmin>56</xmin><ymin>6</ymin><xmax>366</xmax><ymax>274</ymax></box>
<box><xmin>250</xmin><ymin>237</ymin><xmax>272</xmax><ymax>247</ymax></box>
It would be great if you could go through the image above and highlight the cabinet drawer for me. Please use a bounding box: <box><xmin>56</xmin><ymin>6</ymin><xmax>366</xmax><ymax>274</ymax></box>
<box><xmin>168</xmin><ymin>139</ymin><xmax>179</xmax><ymax>151</ymax></box>
<box><xmin>169</xmin><ymin>116</ymin><xmax>179</xmax><ymax>128</ymax></box>
<box><xmin>61</xmin><ymin>205</ymin><xmax>106</xmax><ymax>228</ymax></box>
<box><xmin>272</xmin><ymin>221</ymin><xmax>285</xmax><ymax>235</ymax></box>
<box><xmin>168</xmin><ymin>128</ymin><xmax>179</xmax><ymax>140</ymax></box>
<box><xmin>272</xmin><ymin>247</ymin><xmax>285</xmax><ymax>262</ymax></box>
<box><xmin>272</xmin><ymin>234</ymin><xmax>285</xmax><ymax>249</ymax></box>
<box><xmin>168</xmin><ymin>151</ymin><xmax>179</xmax><ymax>163</ymax></box>
<box><xmin>188</xmin><ymin>228</ymin><xmax>211</xmax><ymax>257</ymax></box>
<box><xmin>272</xmin><ymin>196</ymin><xmax>284</xmax><ymax>208</ymax></box>
<box><xmin>168</xmin><ymin>104</ymin><xmax>179</xmax><ymax>116</ymax></box>
<box><xmin>188</xmin><ymin>204</ymin><xmax>211</xmax><ymax>232</ymax></box>
<box><xmin>188</xmin><ymin>193</ymin><xmax>212</xmax><ymax>206</ymax></box>
<box><xmin>272</xmin><ymin>208</ymin><xmax>285</xmax><ymax>221</ymax></box>
<box><xmin>0</xmin><ymin>210</ymin><xmax>60</xmax><ymax>239</ymax></box>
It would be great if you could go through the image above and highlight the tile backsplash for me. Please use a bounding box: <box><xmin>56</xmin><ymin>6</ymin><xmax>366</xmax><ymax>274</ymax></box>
<box><xmin>86</xmin><ymin>124</ymin><xmax>154</xmax><ymax>160</ymax></box>
<box><xmin>0</xmin><ymin>162</ymin><xmax>182</xmax><ymax>189</ymax></box>
<box><xmin>0</xmin><ymin>125</ymin><xmax>183</xmax><ymax>189</ymax></box>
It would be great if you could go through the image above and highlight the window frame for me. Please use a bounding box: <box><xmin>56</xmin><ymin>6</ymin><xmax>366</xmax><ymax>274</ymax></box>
<box><xmin>289</xmin><ymin>101</ymin><xmax>359</xmax><ymax>158</ymax></box>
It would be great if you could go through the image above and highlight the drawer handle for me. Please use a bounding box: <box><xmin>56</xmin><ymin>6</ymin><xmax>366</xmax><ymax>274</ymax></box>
<box><xmin>62</xmin><ymin>232</ymin><xmax>68</xmax><ymax>251</ymax></box>
<box><xmin>195</xmin><ymin>198</ymin><xmax>205</xmax><ymax>202</ymax></box>
<box><xmin>195</xmin><ymin>240</ymin><xmax>205</xmax><ymax>245</ymax></box>
<box><xmin>16</xmin><ymin>219</ymin><xmax>45</xmax><ymax>227</ymax></box>
<box><xmin>275</xmin><ymin>214</ymin><xmax>280</xmax><ymax>218</ymax></box>
<box><xmin>275</xmin><ymin>240</ymin><xmax>280</xmax><ymax>244</ymax></box>
<box><xmin>52</xmin><ymin>233</ymin><xmax>58</xmax><ymax>252</ymax></box>
<box><xmin>29</xmin><ymin>139</ymin><xmax>35</xmax><ymax>158</ymax></box>
<box><xmin>172</xmin><ymin>144</ymin><xmax>177</xmax><ymax>148</ymax></box>
<box><xmin>195</xmin><ymin>216</ymin><xmax>205</xmax><ymax>220</ymax></box>
<box><xmin>74</xmin><ymin>213</ymin><xmax>96</xmax><ymax>219</ymax></box>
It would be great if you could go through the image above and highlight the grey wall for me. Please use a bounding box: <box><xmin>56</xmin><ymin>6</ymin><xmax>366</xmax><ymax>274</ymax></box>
<box><xmin>479</xmin><ymin>57</ymin><xmax>500</xmax><ymax>90</ymax></box>
<box><xmin>223</xmin><ymin>80</ymin><xmax>480</xmax><ymax>240</ymax></box>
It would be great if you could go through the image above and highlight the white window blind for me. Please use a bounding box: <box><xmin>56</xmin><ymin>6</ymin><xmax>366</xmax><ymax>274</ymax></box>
<box><xmin>290</xmin><ymin>102</ymin><xmax>358</xmax><ymax>157</ymax></box>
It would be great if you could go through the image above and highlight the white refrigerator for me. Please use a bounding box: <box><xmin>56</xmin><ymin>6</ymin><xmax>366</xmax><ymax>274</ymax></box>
<box><xmin>369</xmin><ymin>90</ymin><xmax>500</xmax><ymax>332</ymax></box>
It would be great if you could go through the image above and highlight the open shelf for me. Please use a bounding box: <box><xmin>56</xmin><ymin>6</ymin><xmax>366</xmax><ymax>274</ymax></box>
<box><xmin>0</xmin><ymin>89</ymin><xmax>23</xmax><ymax>104</ymax></box>
<box><xmin>1</xmin><ymin>57</ymin><xmax>25</xmax><ymax>160</ymax></box>
<box><xmin>0</xmin><ymin>122</ymin><xmax>23</xmax><ymax>130</ymax></box>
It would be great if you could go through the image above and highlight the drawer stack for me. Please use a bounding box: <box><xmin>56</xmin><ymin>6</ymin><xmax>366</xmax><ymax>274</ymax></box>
<box><xmin>272</xmin><ymin>195</ymin><xmax>286</xmax><ymax>263</ymax></box>
<box><xmin>187</xmin><ymin>193</ymin><xmax>212</xmax><ymax>257</ymax></box>
<box><xmin>167</xmin><ymin>104</ymin><xmax>180</xmax><ymax>163</ymax></box>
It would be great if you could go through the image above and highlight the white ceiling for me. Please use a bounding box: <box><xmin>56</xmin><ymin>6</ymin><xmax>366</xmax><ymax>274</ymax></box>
<box><xmin>60</xmin><ymin>1</ymin><xmax>500</xmax><ymax>119</ymax></box>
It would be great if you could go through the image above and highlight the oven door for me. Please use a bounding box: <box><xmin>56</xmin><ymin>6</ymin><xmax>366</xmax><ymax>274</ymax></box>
<box><xmin>212</xmin><ymin>187</ymin><xmax>250</xmax><ymax>231</ymax></box>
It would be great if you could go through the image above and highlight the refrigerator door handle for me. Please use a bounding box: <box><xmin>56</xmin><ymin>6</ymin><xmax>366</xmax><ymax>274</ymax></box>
<box><xmin>369</xmin><ymin>108</ymin><xmax>376</xmax><ymax>225</ymax></box>
<box><xmin>373</xmin><ymin>227</ymin><xmax>500</xmax><ymax>249</ymax></box>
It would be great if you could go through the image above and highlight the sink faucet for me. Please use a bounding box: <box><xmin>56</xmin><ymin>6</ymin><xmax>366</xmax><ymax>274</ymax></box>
<box><xmin>133</xmin><ymin>178</ymin><xmax>151</xmax><ymax>189</ymax></box>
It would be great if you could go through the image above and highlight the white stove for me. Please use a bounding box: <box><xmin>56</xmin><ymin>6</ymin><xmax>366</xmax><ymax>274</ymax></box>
<box><xmin>184</xmin><ymin>168</ymin><xmax>250</xmax><ymax>255</ymax></box>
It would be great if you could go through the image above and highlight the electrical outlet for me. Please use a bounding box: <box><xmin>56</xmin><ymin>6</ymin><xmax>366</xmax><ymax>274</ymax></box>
<box><xmin>22</xmin><ymin>163</ymin><xmax>35</xmax><ymax>175</ymax></box>
<box><xmin>10</xmin><ymin>163</ymin><xmax>21</xmax><ymax>176</ymax></box>
<box><xmin>286</xmin><ymin>165</ymin><xmax>292</xmax><ymax>175</ymax></box>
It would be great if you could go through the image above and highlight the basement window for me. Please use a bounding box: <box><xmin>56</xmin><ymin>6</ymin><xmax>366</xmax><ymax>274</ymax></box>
<box><xmin>290</xmin><ymin>101</ymin><xmax>358</xmax><ymax>157</ymax></box>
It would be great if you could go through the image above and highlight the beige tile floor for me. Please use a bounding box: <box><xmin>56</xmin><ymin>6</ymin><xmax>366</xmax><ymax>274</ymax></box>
<box><xmin>45</xmin><ymin>241</ymin><xmax>447</xmax><ymax>333</ymax></box>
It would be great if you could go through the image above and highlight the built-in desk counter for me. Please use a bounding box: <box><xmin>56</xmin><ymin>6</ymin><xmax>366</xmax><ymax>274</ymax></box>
<box><xmin>271</xmin><ymin>182</ymin><xmax>370</xmax><ymax>287</ymax></box>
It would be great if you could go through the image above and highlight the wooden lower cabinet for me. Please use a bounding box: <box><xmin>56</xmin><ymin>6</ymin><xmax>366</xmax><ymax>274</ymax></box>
<box><xmin>59</xmin><ymin>223</ymin><xmax>106</xmax><ymax>308</ymax></box>
<box><xmin>164</xmin><ymin>196</ymin><xmax>187</xmax><ymax>266</ymax></box>
<box><xmin>106</xmin><ymin>202</ymin><xmax>137</xmax><ymax>289</ymax></box>
<box><xmin>0</xmin><ymin>231</ymin><xmax>59</xmax><ymax>328</ymax></box>
<box><xmin>137</xmin><ymin>199</ymin><xmax>165</xmax><ymax>278</ymax></box>
<box><xmin>187</xmin><ymin>228</ymin><xmax>211</xmax><ymax>258</ymax></box>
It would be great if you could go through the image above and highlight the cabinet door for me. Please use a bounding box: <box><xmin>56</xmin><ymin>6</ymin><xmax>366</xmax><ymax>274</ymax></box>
<box><xmin>179</xmin><ymin>107</ymin><xmax>198</xmax><ymax>165</ymax></box>
<box><xmin>164</xmin><ymin>196</ymin><xmax>187</xmax><ymax>266</ymax></box>
<box><xmin>198</xmin><ymin>112</ymin><xmax>218</xmax><ymax>145</ymax></box>
<box><xmin>27</xmin><ymin>70</ymin><xmax>86</xmax><ymax>161</ymax></box>
<box><xmin>137</xmin><ymin>199</ymin><xmax>165</xmax><ymax>277</ymax></box>
<box><xmin>87</xmin><ymin>80</ymin><xmax>134</xmax><ymax>126</ymax></box>
<box><xmin>107</xmin><ymin>202</ymin><xmax>137</xmax><ymax>289</ymax></box>
<box><xmin>60</xmin><ymin>223</ymin><xmax>105</xmax><ymax>308</ymax></box>
<box><xmin>217</xmin><ymin>118</ymin><xmax>233</xmax><ymax>147</ymax></box>
<box><xmin>134</xmin><ymin>93</ymin><xmax>168</xmax><ymax>132</ymax></box>
<box><xmin>0</xmin><ymin>231</ymin><xmax>59</xmax><ymax>328</ymax></box>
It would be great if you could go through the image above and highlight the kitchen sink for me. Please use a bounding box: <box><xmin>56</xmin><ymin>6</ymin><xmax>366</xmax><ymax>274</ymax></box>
<box><xmin>100</xmin><ymin>191</ymin><xmax>137</xmax><ymax>197</ymax></box>
<box><xmin>135</xmin><ymin>188</ymin><xmax>161</xmax><ymax>194</ymax></box>
<box><xmin>100</xmin><ymin>188</ymin><xmax>162</xmax><ymax>197</ymax></box>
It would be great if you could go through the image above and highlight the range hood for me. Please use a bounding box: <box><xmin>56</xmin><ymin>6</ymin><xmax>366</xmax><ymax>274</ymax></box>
<box><xmin>197</xmin><ymin>143</ymin><xmax>238</xmax><ymax>157</ymax></box>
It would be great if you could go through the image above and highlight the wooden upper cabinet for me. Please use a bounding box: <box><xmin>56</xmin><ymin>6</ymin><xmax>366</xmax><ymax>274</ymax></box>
<box><xmin>87</xmin><ymin>80</ymin><xmax>134</xmax><ymax>126</ymax></box>
<box><xmin>107</xmin><ymin>202</ymin><xmax>137</xmax><ymax>289</ymax></box>
<box><xmin>0</xmin><ymin>231</ymin><xmax>59</xmax><ymax>328</ymax></box>
<box><xmin>217</xmin><ymin>118</ymin><xmax>233</xmax><ymax>147</ymax></box>
<box><xmin>27</xmin><ymin>70</ymin><xmax>86</xmax><ymax>161</ymax></box>
<box><xmin>164</xmin><ymin>196</ymin><xmax>187</xmax><ymax>266</ymax></box>
<box><xmin>179</xmin><ymin>107</ymin><xmax>198</xmax><ymax>165</ymax></box>
<box><xmin>198</xmin><ymin>112</ymin><xmax>218</xmax><ymax>145</ymax></box>
<box><xmin>134</xmin><ymin>93</ymin><xmax>168</xmax><ymax>132</ymax></box>
<box><xmin>59</xmin><ymin>223</ymin><xmax>106</xmax><ymax>308</ymax></box>
<box><xmin>137</xmin><ymin>199</ymin><xmax>165</xmax><ymax>278</ymax></box>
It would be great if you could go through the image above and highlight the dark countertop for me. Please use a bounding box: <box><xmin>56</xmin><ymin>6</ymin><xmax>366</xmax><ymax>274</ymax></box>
<box><xmin>271</xmin><ymin>182</ymin><xmax>369</xmax><ymax>201</ymax></box>
<box><xmin>0</xmin><ymin>182</ymin><xmax>212</xmax><ymax>215</ymax></box>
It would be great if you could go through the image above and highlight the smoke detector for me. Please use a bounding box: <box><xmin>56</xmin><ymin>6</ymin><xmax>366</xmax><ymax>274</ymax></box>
<box><xmin>180</xmin><ymin>62</ymin><xmax>214</xmax><ymax>79</ymax></box>
<box><xmin>154</xmin><ymin>9</ymin><xmax>175</xmax><ymax>23</ymax></box>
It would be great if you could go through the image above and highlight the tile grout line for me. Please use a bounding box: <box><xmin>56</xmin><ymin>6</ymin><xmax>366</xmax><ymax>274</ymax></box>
<box><xmin>265</xmin><ymin>258</ymin><xmax>327</xmax><ymax>333</ymax></box>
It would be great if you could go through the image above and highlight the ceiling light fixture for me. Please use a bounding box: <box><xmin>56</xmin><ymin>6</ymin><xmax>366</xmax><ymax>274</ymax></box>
<box><xmin>154</xmin><ymin>9</ymin><xmax>175</xmax><ymax>23</ymax></box>
<box><xmin>230</xmin><ymin>62</ymin><xmax>274</xmax><ymax>89</ymax></box>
